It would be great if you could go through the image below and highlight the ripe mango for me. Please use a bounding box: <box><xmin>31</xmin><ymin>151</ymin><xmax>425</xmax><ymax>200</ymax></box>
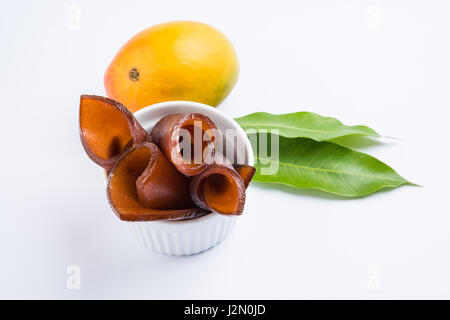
<box><xmin>104</xmin><ymin>21</ymin><xmax>239</xmax><ymax>113</ymax></box>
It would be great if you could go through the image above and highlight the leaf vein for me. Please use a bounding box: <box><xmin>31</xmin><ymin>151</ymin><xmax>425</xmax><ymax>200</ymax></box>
<box><xmin>256</xmin><ymin>156</ymin><xmax>404</xmax><ymax>183</ymax></box>
<box><xmin>240</xmin><ymin>123</ymin><xmax>370</xmax><ymax>135</ymax></box>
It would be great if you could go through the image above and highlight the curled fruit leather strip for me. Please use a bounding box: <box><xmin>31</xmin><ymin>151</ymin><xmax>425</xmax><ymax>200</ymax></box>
<box><xmin>234</xmin><ymin>165</ymin><xmax>256</xmax><ymax>189</ymax></box>
<box><xmin>190</xmin><ymin>163</ymin><xmax>247</xmax><ymax>216</ymax></box>
<box><xmin>150</xmin><ymin>113</ymin><xmax>217</xmax><ymax>176</ymax></box>
<box><xmin>107</xmin><ymin>142</ymin><xmax>208</xmax><ymax>221</ymax></box>
<box><xmin>79</xmin><ymin>95</ymin><xmax>150</xmax><ymax>171</ymax></box>
<box><xmin>213</xmin><ymin>152</ymin><xmax>256</xmax><ymax>188</ymax></box>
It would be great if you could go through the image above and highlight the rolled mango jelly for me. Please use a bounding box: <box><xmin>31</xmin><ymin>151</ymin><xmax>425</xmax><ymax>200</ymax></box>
<box><xmin>189</xmin><ymin>163</ymin><xmax>247</xmax><ymax>216</ymax></box>
<box><xmin>79</xmin><ymin>95</ymin><xmax>149</xmax><ymax>171</ymax></box>
<box><xmin>107</xmin><ymin>142</ymin><xmax>208</xmax><ymax>221</ymax></box>
<box><xmin>150</xmin><ymin>113</ymin><xmax>217</xmax><ymax>176</ymax></box>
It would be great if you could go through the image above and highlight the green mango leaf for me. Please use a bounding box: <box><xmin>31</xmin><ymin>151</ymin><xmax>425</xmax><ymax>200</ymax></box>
<box><xmin>235</xmin><ymin>111</ymin><xmax>379</xmax><ymax>141</ymax></box>
<box><xmin>250</xmin><ymin>133</ymin><xmax>410</xmax><ymax>197</ymax></box>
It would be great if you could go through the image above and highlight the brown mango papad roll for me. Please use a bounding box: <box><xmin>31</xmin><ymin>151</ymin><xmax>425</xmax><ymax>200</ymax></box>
<box><xmin>150</xmin><ymin>113</ymin><xmax>217</xmax><ymax>176</ymax></box>
<box><xmin>189</xmin><ymin>164</ymin><xmax>247</xmax><ymax>216</ymax></box>
<box><xmin>79</xmin><ymin>95</ymin><xmax>150</xmax><ymax>171</ymax></box>
<box><xmin>107</xmin><ymin>142</ymin><xmax>208</xmax><ymax>221</ymax></box>
<box><xmin>212</xmin><ymin>152</ymin><xmax>256</xmax><ymax>189</ymax></box>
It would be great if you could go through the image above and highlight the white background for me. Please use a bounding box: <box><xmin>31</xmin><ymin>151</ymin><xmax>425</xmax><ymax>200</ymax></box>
<box><xmin>0</xmin><ymin>0</ymin><xmax>449</xmax><ymax>299</ymax></box>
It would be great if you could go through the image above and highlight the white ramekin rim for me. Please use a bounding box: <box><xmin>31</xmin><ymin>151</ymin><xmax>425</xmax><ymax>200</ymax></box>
<box><xmin>132</xmin><ymin>100</ymin><xmax>254</xmax><ymax>228</ymax></box>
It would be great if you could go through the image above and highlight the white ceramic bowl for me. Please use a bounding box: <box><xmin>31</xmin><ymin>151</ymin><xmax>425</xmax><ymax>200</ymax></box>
<box><xmin>125</xmin><ymin>101</ymin><xmax>254</xmax><ymax>256</ymax></box>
